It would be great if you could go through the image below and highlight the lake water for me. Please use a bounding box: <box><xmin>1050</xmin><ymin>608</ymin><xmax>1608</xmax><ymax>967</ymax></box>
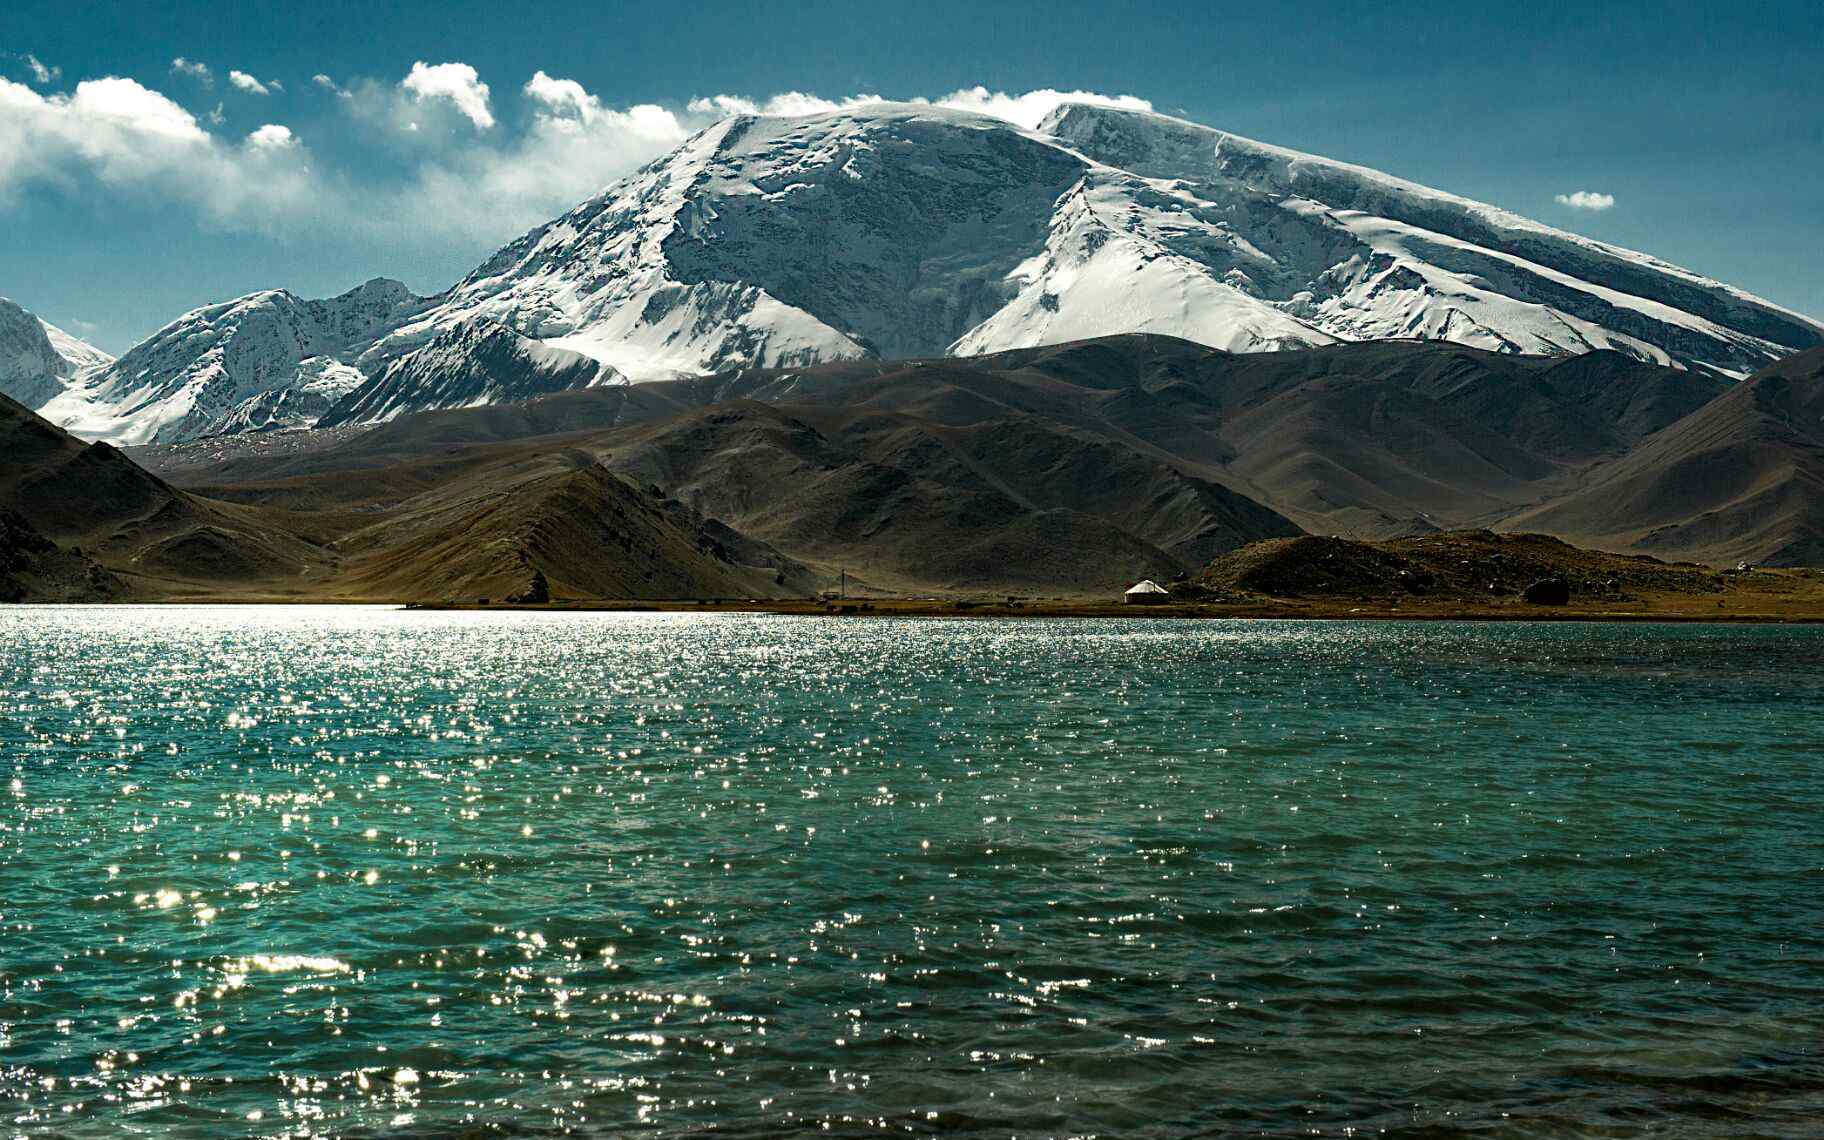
<box><xmin>2</xmin><ymin>607</ymin><xmax>1821</xmax><ymax>1138</ymax></box>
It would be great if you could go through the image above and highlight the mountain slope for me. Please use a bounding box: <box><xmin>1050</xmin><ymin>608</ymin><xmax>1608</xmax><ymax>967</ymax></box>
<box><xmin>0</xmin><ymin>297</ymin><xmax>114</xmax><ymax>410</ymax></box>
<box><xmin>61</xmin><ymin>103</ymin><xmax>1822</xmax><ymax>440</ymax></box>
<box><xmin>330</xmin><ymin>456</ymin><xmax>813</xmax><ymax>601</ymax></box>
<box><xmin>1508</xmin><ymin>347</ymin><xmax>1824</xmax><ymax>566</ymax></box>
<box><xmin>40</xmin><ymin>319</ymin><xmax>115</xmax><ymax>374</ymax></box>
<box><xmin>360</xmin><ymin>102</ymin><xmax>1815</xmax><ymax>400</ymax></box>
<box><xmin>357</xmin><ymin>107</ymin><xmax>1080</xmax><ymax>385</ymax></box>
<box><xmin>4</xmin><ymin>382</ymin><xmax>816</xmax><ymax>602</ymax></box>
<box><xmin>1198</xmin><ymin>531</ymin><xmax>1727</xmax><ymax>603</ymax></box>
<box><xmin>319</xmin><ymin>317</ymin><xmax>617</xmax><ymax>427</ymax></box>
<box><xmin>144</xmin><ymin>334</ymin><xmax>1802</xmax><ymax>575</ymax></box>
<box><xmin>43</xmin><ymin>279</ymin><xmax>429</xmax><ymax>444</ymax></box>
<box><xmin>1038</xmin><ymin>105</ymin><xmax>1817</xmax><ymax>374</ymax></box>
<box><xmin>0</xmin><ymin>390</ymin><xmax>329</xmax><ymax>597</ymax></box>
<box><xmin>0</xmin><ymin>509</ymin><xmax>122</xmax><ymax>602</ymax></box>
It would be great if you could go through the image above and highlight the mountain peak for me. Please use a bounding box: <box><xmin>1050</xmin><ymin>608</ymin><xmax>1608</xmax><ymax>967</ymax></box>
<box><xmin>43</xmin><ymin>102</ymin><xmax>1824</xmax><ymax>443</ymax></box>
<box><xmin>336</xmin><ymin>277</ymin><xmax>419</xmax><ymax>304</ymax></box>
<box><xmin>0</xmin><ymin>297</ymin><xmax>113</xmax><ymax>410</ymax></box>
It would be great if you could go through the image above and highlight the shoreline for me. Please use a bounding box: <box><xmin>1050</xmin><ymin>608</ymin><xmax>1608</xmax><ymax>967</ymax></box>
<box><xmin>394</xmin><ymin>597</ymin><xmax>1824</xmax><ymax>624</ymax></box>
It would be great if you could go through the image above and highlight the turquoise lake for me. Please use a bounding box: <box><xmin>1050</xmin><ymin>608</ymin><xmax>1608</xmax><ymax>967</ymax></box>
<box><xmin>2</xmin><ymin>606</ymin><xmax>1821</xmax><ymax>1138</ymax></box>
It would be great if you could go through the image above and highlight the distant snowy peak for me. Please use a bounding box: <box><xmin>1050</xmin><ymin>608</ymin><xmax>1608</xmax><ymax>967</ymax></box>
<box><xmin>64</xmin><ymin>101</ymin><xmax>1824</xmax><ymax>443</ymax></box>
<box><xmin>215</xmin><ymin>357</ymin><xmax>367</xmax><ymax>435</ymax></box>
<box><xmin>1036</xmin><ymin>104</ymin><xmax>1819</xmax><ymax>373</ymax></box>
<box><xmin>43</xmin><ymin>278</ymin><xmax>432</xmax><ymax>444</ymax></box>
<box><xmin>322</xmin><ymin>317</ymin><xmax>619</xmax><ymax>427</ymax></box>
<box><xmin>389</xmin><ymin>100</ymin><xmax>1812</xmax><ymax>387</ymax></box>
<box><xmin>0</xmin><ymin>297</ymin><xmax>114</xmax><ymax>410</ymax></box>
<box><xmin>305</xmin><ymin>277</ymin><xmax>429</xmax><ymax>350</ymax></box>
<box><xmin>40</xmin><ymin>320</ymin><xmax>114</xmax><ymax>374</ymax></box>
<box><xmin>359</xmin><ymin>110</ymin><xmax>974</xmax><ymax>381</ymax></box>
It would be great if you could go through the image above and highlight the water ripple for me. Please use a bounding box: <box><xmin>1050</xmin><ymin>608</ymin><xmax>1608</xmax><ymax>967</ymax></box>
<box><xmin>0</xmin><ymin>607</ymin><xmax>1820</xmax><ymax>1137</ymax></box>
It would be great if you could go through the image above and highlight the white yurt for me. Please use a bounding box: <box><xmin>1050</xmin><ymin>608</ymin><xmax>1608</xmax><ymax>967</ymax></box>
<box><xmin>1124</xmin><ymin>579</ymin><xmax>1171</xmax><ymax>605</ymax></box>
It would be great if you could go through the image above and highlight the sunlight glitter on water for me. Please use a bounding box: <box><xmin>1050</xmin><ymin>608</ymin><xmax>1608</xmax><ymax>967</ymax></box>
<box><xmin>1</xmin><ymin>607</ymin><xmax>1822</xmax><ymax>1137</ymax></box>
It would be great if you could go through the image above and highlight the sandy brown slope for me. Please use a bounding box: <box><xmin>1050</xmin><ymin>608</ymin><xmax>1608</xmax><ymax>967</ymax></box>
<box><xmin>1179</xmin><ymin>341</ymin><xmax>1725</xmax><ymax>535</ymax></box>
<box><xmin>1505</xmin><ymin>347</ymin><xmax>1824</xmax><ymax>567</ymax></box>
<box><xmin>135</xmin><ymin>334</ymin><xmax>1812</xmax><ymax>593</ymax></box>
<box><xmin>636</xmin><ymin>338</ymin><xmax>1727</xmax><ymax>550</ymax></box>
<box><xmin>143</xmin><ymin>345</ymin><xmax>1328</xmax><ymax>593</ymax></box>
<box><xmin>326</xmin><ymin>455</ymin><xmax>815</xmax><ymax>602</ymax></box>
<box><xmin>168</xmin><ymin>435</ymin><xmax>821</xmax><ymax>602</ymax></box>
<box><xmin>0</xmin><ymin>391</ymin><xmax>326</xmax><ymax>598</ymax></box>
<box><xmin>140</xmin><ymin>335</ymin><xmax>1725</xmax><ymax>549</ymax></box>
<box><xmin>1</xmin><ymin>386</ymin><xmax>817</xmax><ymax>603</ymax></box>
<box><xmin>586</xmin><ymin>402</ymin><xmax>1238</xmax><ymax>591</ymax></box>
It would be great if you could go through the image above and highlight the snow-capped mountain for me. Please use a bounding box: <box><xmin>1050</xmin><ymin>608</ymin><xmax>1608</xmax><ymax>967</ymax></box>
<box><xmin>0</xmin><ymin>297</ymin><xmax>114</xmax><ymax>410</ymax></box>
<box><xmin>50</xmin><ymin>102</ymin><xmax>1824</xmax><ymax>442</ymax></box>
<box><xmin>211</xmin><ymin>357</ymin><xmax>369</xmax><ymax>435</ymax></box>
<box><xmin>364</xmin><ymin>103</ymin><xmax>1816</xmax><ymax>391</ymax></box>
<box><xmin>1029</xmin><ymin>105</ymin><xmax>1814</xmax><ymax>370</ymax></box>
<box><xmin>319</xmin><ymin>317</ymin><xmax>617</xmax><ymax>427</ymax></box>
<box><xmin>42</xmin><ymin>279</ymin><xmax>429</xmax><ymax>444</ymax></box>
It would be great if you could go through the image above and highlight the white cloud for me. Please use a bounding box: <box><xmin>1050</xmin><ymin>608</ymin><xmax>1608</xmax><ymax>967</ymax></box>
<box><xmin>22</xmin><ymin>54</ymin><xmax>60</xmax><ymax>85</ymax></box>
<box><xmin>59</xmin><ymin>77</ymin><xmax>209</xmax><ymax>143</ymax></box>
<box><xmin>401</xmin><ymin>61</ymin><xmax>493</xmax><ymax>130</ymax></box>
<box><xmin>932</xmin><ymin>85</ymin><xmax>1153</xmax><ymax>129</ymax></box>
<box><xmin>0</xmin><ymin>75</ymin><xmax>312</xmax><ymax>226</ymax></box>
<box><xmin>246</xmin><ymin>123</ymin><xmax>296</xmax><ymax>149</ymax></box>
<box><xmin>524</xmin><ymin>70</ymin><xmax>598</xmax><ymax>120</ymax></box>
<box><xmin>687</xmin><ymin>91</ymin><xmax>885</xmax><ymax>118</ymax></box>
<box><xmin>686</xmin><ymin>94</ymin><xmax>755</xmax><ymax>117</ymax></box>
<box><xmin>0</xmin><ymin>71</ymin><xmax>1165</xmax><ymax>272</ymax></box>
<box><xmin>228</xmin><ymin>70</ymin><xmax>273</xmax><ymax>96</ymax></box>
<box><xmin>392</xmin><ymin>77</ymin><xmax>688</xmax><ymax>241</ymax></box>
<box><xmin>170</xmin><ymin>57</ymin><xmax>211</xmax><ymax>84</ymax></box>
<box><xmin>684</xmin><ymin>85</ymin><xmax>1153</xmax><ymax>131</ymax></box>
<box><xmin>1555</xmin><ymin>190</ymin><xmax>1616</xmax><ymax>211</ymax></box>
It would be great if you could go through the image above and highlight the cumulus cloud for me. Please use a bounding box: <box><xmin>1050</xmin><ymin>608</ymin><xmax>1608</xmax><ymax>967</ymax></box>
<box><xmin>524</xmin><ymin>70</ymin><xmax>599</xmax><ymax>120</ymax></box>
<box><xmin>686</xmin><ymin>91</ymin><xmax>884</xmax><ymax>118</ymax></box>
<box><xmin>683</xmin><ymin>85</ymin><xmax>1152</xmax><ymax>131</ymax></box>
<box><xmin>0</xmin><ymin>75</ymin><xmax>312</xmax><ymax>226</ymax></box>
<box><xmin>246</xmin><ymin>123</ymin><xmax>296</xmax><ymax>149</ymax></box>
<box><xmin>401</xmin><ymin>61</ymin><xmax>493</xmax><ymax>129</ymax></box>
<box><xmin>21</xmin><ymin>54</ymin><xmax>60</xmax><ymax>85</ymax></box>
<box><xmin>228</xmin><ymin>69</ymin><xmax>274</xmax><ymax>96</ymax></box>
<box><xmin>47</xmin><ymin>76</ymin><xmax>208</xmax><ymax>143</ymax></box>
<box><xmin>933</xmin><ymin>85</ymin><xmax>1153</xmax><ymax>129</ymax></box>
<box><xmin>0</xmin><ymin>69</ymin><xmax>1165</xmax><ymax>265</ymax></box>
<box><xmin>1555</xmin><ymin>190</ymin><xmax>1616</xmax><ymax>211</ymax></box>
<box><xmin>170</xmin><ymin>57</ymin><xmax>211</xmax><ymax>84</ymax></box>
<box><xmin>394</xmin><ymin>73</ymin><xmax>689</xmax><ymax>240</ymax></box>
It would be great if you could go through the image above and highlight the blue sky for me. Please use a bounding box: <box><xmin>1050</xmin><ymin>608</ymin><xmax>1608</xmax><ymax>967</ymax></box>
<box><xmin>2</xmin><ymin>0</ymin><xmax>1820</xmax><ymax>352</ymax></box>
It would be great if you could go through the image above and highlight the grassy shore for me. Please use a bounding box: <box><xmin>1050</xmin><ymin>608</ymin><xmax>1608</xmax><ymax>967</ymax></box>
<box><xmin>403</xmin><ymin>572</ymin><xmax>1824</xmax><ymax>623</ymax></box>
